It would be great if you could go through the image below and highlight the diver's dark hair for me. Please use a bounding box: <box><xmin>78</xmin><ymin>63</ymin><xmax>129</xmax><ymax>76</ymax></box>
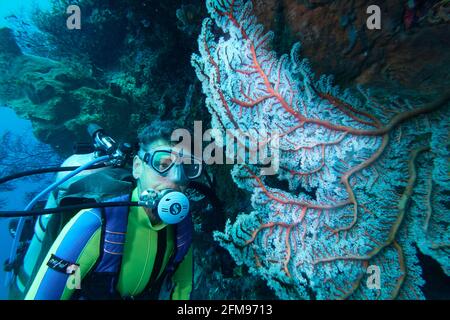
<box><xmin>137</xmin><ymin>119</ymin><xmax>179</xmax><ymax>151</ymax></box>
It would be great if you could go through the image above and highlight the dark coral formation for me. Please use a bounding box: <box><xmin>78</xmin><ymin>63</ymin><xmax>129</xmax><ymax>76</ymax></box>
<box><xmin>1</xmin><ymin>0</ymin><xmax>209</xmax><ymax>154</ymax></box>
<box><xmin>0</xmin><ymin>0</ymin><xmax>449</xmax><ymax>299</ymax></box>
<box><xmin>252</xmin><ymin>0</ymin><xmax>449</xmax><ymax>98</ymax></box>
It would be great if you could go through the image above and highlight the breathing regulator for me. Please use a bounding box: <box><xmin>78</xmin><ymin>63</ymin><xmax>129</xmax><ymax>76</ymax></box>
<box><xmin>139</xmin><ymin>188</ymin><xmax>190</xmax><ymax>224</ymax></box>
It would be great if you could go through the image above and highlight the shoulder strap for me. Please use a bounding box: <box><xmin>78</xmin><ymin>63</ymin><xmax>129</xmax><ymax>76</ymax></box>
<box><xmin>172</xmin><ymin>213</ymin><xmax>193</xmax><ymax>268</ymax></box>
<box><xmin>75</xmin><ymin>194</ymin><xmax>130</xmax><ymax>300</ymax></box>
<box><xmin>80</xmin><ymin>194</ymin><xmax>193</xmax><ymax>300</ymax></box>
<box><xmin>154</xmin><ymin>213</ymin><xmax>194</xmax><ymax>300</ymax></box>
<box><xmin>94</xmin><ymin>194</ymin><xmax>130</xmax><ymax>274</ymax></box>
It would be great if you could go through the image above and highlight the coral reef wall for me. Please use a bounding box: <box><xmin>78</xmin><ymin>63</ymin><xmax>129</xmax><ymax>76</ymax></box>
<box><xmin>251</xmin><ymin>0</ymin><xmax>450</xmax><ymax>96</ymax></box>
<box><xmin>1</xmin><ymin>0</ymin><xmax>209</xmax><ymax>154</ymax></box>
<box><xmin>0</xmin><ymin>0</ymin><xmax>449</xmax><ymax>299</ymax></box>
<box><xmin>192</xmin><ymin>0</ymin><xmax>449</xmax><ymax>299</ymax></box>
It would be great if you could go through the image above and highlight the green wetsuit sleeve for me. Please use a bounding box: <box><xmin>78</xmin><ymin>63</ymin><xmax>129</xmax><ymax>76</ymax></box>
<box><xmin>170</xmin><ymin>246</ymin><xmax>193</xmax><ymax>300</ymax></box>
<box><xmin>25</xmin><ymin>209</ymin><xmax>102</xmax><ymax>300</ymax></box>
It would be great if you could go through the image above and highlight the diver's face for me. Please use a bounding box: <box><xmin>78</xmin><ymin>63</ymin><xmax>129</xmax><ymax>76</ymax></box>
<box><xmin>132</xmin><ymin>139</ymin><xmax>188</xmax><ymax>193</ymax></box>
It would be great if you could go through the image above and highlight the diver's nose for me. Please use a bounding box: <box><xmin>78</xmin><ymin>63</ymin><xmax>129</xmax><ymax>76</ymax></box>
<box><xmin>169</xmin><ymin>164</ymin><xmax>188</xmax><ymax>185</ymax></box>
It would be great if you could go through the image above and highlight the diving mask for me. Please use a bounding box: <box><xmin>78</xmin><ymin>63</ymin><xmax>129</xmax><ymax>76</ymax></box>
<box><xmin>140</xmin><ymin>148</ymin><xmax>202</xmax><ymax>180</ymax></box>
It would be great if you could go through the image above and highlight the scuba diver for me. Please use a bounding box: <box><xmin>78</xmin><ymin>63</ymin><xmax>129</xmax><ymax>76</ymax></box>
<box><xmin>3</xmin><ymin>120</ymin><xmax>204</xmax><ymax>300</ymax></box>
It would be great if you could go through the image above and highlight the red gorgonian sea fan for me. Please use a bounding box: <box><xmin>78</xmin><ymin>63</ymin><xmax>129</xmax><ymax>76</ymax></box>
<box><xmin>192</xmin><ymin>0</ymin><xmax>450</xmax><ymax>299</ymax></box>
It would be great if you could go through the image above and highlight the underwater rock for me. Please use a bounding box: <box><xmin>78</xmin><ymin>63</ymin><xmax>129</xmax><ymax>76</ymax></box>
<box><xmin>176</xmin><ymin>4</ymin><xmax>204</xmax><ymax>37</ymax></box>
<box><xmin>0</xmin><ymin>27</ymin><xmax>132</xmax><ymax>154</ymax></box>
<box><xmin>251</xmin><ymin>0</ymin><xmax>450</xmax><ymax>96</ymax></box>
<box><xmin>191</xmin><ymin>224</ymin><xmax>278</xmax><ymax>300</ymax></box>
<box><xmin>0</xmin><ymin>28</ymin><xmax>22</xmax><ymax>56</ymax></box>
<box><xmin>2</xmin><ymin>0</ymin><xmax>210</xmax><ymax>155</ymax></box>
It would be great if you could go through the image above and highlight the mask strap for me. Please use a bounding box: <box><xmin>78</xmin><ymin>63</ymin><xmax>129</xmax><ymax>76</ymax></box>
<box><xmin>143</xmin><ymin>152</ymin><xmax>151</xmax><ymax>164</ymax></box>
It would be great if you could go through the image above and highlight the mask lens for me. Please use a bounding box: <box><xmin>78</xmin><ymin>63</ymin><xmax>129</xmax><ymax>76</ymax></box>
<box><xmin>151</xmin><ymin>151</ymin><xmax>176</xmax><ymax>173</ymax></box>
<box><xmin>182</xmin><ymin>157</ymin><xmax>202</xmax><ymax>179</ymax></box>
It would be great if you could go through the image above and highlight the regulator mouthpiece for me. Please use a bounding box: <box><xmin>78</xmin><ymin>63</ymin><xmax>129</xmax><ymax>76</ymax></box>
<box><xmin>139</xmin><ymin>188</ymin><xmax>189</xmax><ymax>224</ymax></box>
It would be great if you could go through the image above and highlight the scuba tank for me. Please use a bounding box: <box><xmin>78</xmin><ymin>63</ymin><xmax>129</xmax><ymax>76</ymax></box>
<box><xmin>9</xmin><ymin>153</ymin><xmax>110</xmax><ymax>299</ymax></box>
<box><xmin>5</xmin><ymin>125</ymin><xmax>134</xmax><ymax>299</ymax></box>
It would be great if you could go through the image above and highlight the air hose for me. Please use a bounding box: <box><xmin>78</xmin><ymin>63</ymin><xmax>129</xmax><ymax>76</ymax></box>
<box><xmin>0</xmin><ymin>163</ymin><xmax>107</xmax><ymax>185</ymax></box>
<box><xmin>0</xmin><ymin>201</ymin><xmax>140</xmax><ymax>218</ymax></box>
<box><xmin>4</xmin><ymin>155</ymin><xmax>112</xmax><ymax>287</ymax></box>
<box><xmin>25</xmin><ymin>155</ymin><xmax>111</xmax><ymax>211</ymax></box>
<box><xmin>0</xmin><ymin>182</ymin><xmax>222</xmax><ymax>218</ymax></box>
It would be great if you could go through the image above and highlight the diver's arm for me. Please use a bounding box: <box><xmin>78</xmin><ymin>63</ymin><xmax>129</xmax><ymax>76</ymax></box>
<box><xmin>170</xmin><ymin>246</ymin><xmax>193</xmax><ymax>300</ymax></box>
<box><xmin>25</xmin><ymin>209</ymin><xmax>102</xmax><ymax>300</ymax></box>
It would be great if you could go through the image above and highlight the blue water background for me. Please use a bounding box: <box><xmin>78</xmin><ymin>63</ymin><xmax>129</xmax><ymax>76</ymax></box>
<box><xmin>0</xmin><ymin>107</ymin><xmax>55</xmax><ymax>298</ymax></box>
<box><xmin>0</xmin><ymin>0</ymin><xmax>51</xmax><ymax>27</ymax></box>
<box><xmin>0</xmin><ymin>1</ymin><xmax>52</xmax><ymax>299</ymax></box>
